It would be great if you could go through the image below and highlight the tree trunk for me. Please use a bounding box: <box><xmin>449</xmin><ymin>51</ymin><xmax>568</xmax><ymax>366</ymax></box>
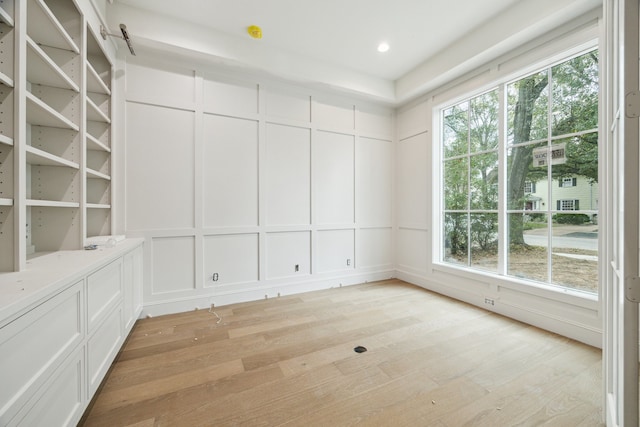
<box><xmin>508</xmin><ymin>75</ymin><xmax>548</xmax><ymax>245</ymax></box>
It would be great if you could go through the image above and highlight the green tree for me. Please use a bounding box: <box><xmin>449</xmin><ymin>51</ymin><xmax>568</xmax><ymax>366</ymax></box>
<box><xmin>507</xmin><ymin>73</ymin><xmax>549</xmax><ymax>244</ymax></box>
<box><xmin>507</xmin><ymin>51</ymin><xmax>598</xmax><ymax>245</ymax></box>
<box><xmin>443</xmin><ymin>50</ymin><xmax>598</xmax><ymax>258</ymax></box>
<box><xmin>443</xmin><ymin>92</ymin><xmax>500</xmax><ymax>258</ymax></box>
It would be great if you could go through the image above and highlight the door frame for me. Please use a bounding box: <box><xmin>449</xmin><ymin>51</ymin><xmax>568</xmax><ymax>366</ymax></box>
<box><xmin>604</xmin><ymin>0</ymin><xmax>640</xmax><ymax>426</ymax></box>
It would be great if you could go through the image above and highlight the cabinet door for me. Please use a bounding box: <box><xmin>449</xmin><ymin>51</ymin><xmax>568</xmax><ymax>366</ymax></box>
<box><xmin>87</xmin><ymin>305</ymin><xmax>122</xmax><ymax>397</ymax></box>
<box><xmin>87</xmin><ymin>258</ymin><xmax>122</xmax><ymax>333</ymax></box>
<box><xmin>0</xmin><ymin>281</ymin><xmax>84</xmax><ymax>424</ymax></box>
<box><xmin>13</xmin><ymin>347</ymin><xmax>85</xmax><ymax>427</ymax></box>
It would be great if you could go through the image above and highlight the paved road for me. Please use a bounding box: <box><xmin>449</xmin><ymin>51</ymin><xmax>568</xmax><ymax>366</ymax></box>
<box><xmin>524</xmin><ymin>231</ymin><xmax>598</xmax><ymax>251</ymax></box>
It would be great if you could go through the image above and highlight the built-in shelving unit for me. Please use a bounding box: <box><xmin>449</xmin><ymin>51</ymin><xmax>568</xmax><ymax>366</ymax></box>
<box><xmin>0</xmin><ymin>0</ymin><xmax>127</xmax><ymax>423</ymax></box>
<box><xmin>0</xmin><ymin>0</ymin><xmax>114</xmax><ymax>271</ymax></box>
<box><xmin>0</xmin><ymin>0</ymin><xmax>15</xmax><ymax>271</ymax></box>
<box><xmin>23</xmin><ymin>0</ymin><xmax>81</xmax><ymax>257</ymax></box>
<box><xmin>85</xmin><ymin>26</ymin><xmax>112</xmax><ymax>239</ymax></box>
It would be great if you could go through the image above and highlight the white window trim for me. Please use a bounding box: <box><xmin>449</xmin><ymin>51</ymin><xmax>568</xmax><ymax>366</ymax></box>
<box><xmin>432</xmin><ymin>40</ymin><xmax>600</xmax><ymax>299</ymax></box>
<box><xmin>524</xmin><ymin>181</ymin><xmax>534</xmax><ymax>193</ymax></box>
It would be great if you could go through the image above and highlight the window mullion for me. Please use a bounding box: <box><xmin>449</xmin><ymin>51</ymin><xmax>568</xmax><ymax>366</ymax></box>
<box><xmin>546</xmin><ymin>67</ymin><xmax>554</xmax><ymax>284</ymax></box>
<box><xmin>467</xmin><ymin>105</ymin><xmax>472</xmax><ymax>267</ymax></box>
<box><xmin>498</xmin><ymin>84</ymin><xmax>506</xmax><ymax>275</ymax></box>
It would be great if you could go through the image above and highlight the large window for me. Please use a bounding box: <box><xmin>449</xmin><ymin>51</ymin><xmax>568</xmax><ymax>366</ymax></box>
<box><xmin>441</xmin><ymin>50</ymin><xmax>599</xmax><ymax>294</ymax></box>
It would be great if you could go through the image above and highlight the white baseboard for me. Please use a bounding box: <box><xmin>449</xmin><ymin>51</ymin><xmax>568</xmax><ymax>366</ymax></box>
<box><xmin>396</xmin><ymin>268</ymin><xmax>602</xmax><ymax>348</ymax></box>
<box><xmin>140</xmin><ymin>267</ymin><xmax>601</xmax><ymax>349</ymax></box>
<box><xmin>140</xmin><ymin>270</ymin><xmax>396</xmax><ymax>318</ymax></box>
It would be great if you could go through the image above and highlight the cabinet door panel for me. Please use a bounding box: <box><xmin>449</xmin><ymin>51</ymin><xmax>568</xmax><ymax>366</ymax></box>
<box><xmin>0</xmin><ymin>282</ymin><xmax>83</xmax><ymax>423</ymax></box>
<box><xmin>87</xmin><ymin>306</ymin><xmax>122</xmax><ymax>396</ymax></box>
<box><xmin>14</xmin><ymin>348</ymin><xmax>84</xmax><ymax>427</ymax></box>
<box><xmin>87</xmin><ymin>259</ymin><xmax>122</xmax><ymax>332</ymax></box>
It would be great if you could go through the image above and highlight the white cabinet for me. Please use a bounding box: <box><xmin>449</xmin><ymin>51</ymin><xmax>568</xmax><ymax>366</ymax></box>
<box><xmin>0</xmin><ymin>0</ymin><xmax>114</xmax><ymax>271</ymax></box>
<box><xmin>87</xmin><ymin>258</ymin><xmax>122</xmax><ymax>331</ymax></box>
<box><xmin>0</xmin><ymin>239</ymin><xmax>143</xmax><ymax>426</ymax></box>
<box><xmin>0</xmin><ymin>281</ymin><xmax>83</xmax><ymax>424</ymax></box>
<box><xmin>13</xmin><ymin>347</ymin><xmax>85</xmax><ymax>427</ymax></box>
<box><xmin>87</xmin><ymin>304</ymin><xmax>121</xmax><ymax>397</ymax></box>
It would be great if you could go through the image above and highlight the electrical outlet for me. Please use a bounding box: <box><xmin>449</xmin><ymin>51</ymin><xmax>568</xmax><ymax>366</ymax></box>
<box><xmin>484</xmin><ymin>297</ymin><xmax>495</xmax><ymax>306</ymax></box>
<box><xmin>212</xmin><ymin>273</ymin><xmax>219</xmax><ymax>281</ymax></box>
<box><xmin>295</xmin><ymin>264</ymin><xmax>299</xmax><ymax>272</ymax></box>
<box><xmin>347</xmin><ymin>258</ymin><xmax>351</xmax><ymax>266</ymax></box>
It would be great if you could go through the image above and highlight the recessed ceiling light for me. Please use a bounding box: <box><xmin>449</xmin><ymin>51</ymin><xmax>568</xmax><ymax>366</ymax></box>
<box><xmin>377</xmin><ymin>42</ymin><xmax>390</xmax><ymax>53</ymax></box>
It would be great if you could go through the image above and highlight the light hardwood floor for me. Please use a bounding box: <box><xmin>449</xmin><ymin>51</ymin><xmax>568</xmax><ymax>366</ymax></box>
<box><xmin>80</xmin><ymin>279</ymin><xmax>603</xmax><ymax>426</ymax></box>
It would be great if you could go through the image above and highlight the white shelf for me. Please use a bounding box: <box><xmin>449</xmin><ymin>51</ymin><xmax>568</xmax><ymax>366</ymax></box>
<box><xmin>26</xmin><ymin>199</ymin><xmax>79</xmax><ymax>208</ymax></box>
<box><xmin>0</xmin><ymin>70</ymin><xmax>14</xmax><ymax>88</ymax></box>
<box><xmin>0</xmin><ymin>198</ymin><xmax>13</xmax><ymax>206</ymax></box>
<box><xmin>86</xmin><ymin>168</ymin><xmax>110</xmax><ymax>181</ymax></box>
<box><xmin>27</xmin><ymin>0</ymin><xmax>79</xmax><ymax>53</ymax></box>
<box><xmin>0</xmin><ymin>5</ymin><xmax>14</xmax><ymax>27</ymax></box>
<box><xmin>87</xmin><ymin>203</ymin><xmax>110</xmax><ymax>209</ymax></box>
<box><xmin>86</xmin><ymin>98</ymin><xmax>110</xmax><ymax>123</ymax></box>
<box><xmin>26</xmin><ymin>92</ymin><xmax>79</xmax><ymax>131</ymax></box>
<box><xmin>0</xmin><ymin>134</ymin><xmax>13</xmax><ymax>146</ymax></box>
<box><xmin>86</xmin><ymin>62</ymin><xmax>110</xmax><ymax>95</ymax></box>
<box><xmin>27</xmin><ymin>37</ymin><xmax>79</xmax><ymax>92</ymax></box>
<box><xmin>26</xmin><ymin>145</ymin><xmax>79</xmax><ymax>169</ymax></box>
<box><xmin>86</xmin><ymin>134</ymin><xmax>110</xmax><ymax>152</ymax></box>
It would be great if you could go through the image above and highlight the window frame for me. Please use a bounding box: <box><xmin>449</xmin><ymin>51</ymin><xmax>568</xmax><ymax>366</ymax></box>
<box><xmin>558</xmin><ymin>199</ymin><xmax>580</xmax><ymax>211</ymax></box>
<box><xmin>524</xmin><ymin>181</ymin><xmax>535</xmax><ymax>193</ymax></box>
<box><xmin>433</xmin><ymin>44</ymin><xmax>599</xmax><ymax>299</ymax></box>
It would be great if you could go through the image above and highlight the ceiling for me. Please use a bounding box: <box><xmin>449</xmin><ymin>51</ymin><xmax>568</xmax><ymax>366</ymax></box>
<box><xmin>113</xmin><ymin>0</ymin><xmax>522</xmax><ymax>81</ymax></box>
<box><xmin>107</xmin><ymin>0</ymin><xmax>601</xmax><ymax>103</ymax></box>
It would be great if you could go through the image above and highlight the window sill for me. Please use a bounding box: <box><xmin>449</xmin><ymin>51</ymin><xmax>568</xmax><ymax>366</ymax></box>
<box><xmin>430</xmin><ymin>261</ymin><xmax>599</xmax><ymax>309</ymax></box>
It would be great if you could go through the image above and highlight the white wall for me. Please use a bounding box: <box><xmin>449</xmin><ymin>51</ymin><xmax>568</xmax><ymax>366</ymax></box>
<box><xmin>394</xmin><ymin>16</ymin><xmax>602</xmax><ymax>347</ymax></box>
<box><xmin>112</xmin><ymin>0</ymin><xmax>602</xmax><ymax>349</ymax></box>
<box><xmin>119</xmin><ymin>55</ymin><xmax>394</xmax><ymax>315</ymax></box>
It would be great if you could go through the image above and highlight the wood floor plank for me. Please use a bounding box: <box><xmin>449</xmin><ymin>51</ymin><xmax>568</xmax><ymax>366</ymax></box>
<box><xmin>241</xmin><ymin>316</ymin><xmax>421</xmax><ymax>371</ymax></box>
<box><xmin>81</xmin><ymin>279</ymin><xmax>603</xmax><ymax>426</ymax></box>
<box><xmin>94</xmin><ymin>358</ymin><xmax>244</xmax><ymax>412</ymax></box>
<box><xmin>87</xmin><ymin>364</ymin><xmax>285</xmax><ymax>425</ymax></box>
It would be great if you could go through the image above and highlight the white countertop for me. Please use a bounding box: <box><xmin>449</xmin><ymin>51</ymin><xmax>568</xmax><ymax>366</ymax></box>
<box><xmin>0</xmin><ymin>238</ymin><xmax>144</xmax><ymax>325</ymax></box>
